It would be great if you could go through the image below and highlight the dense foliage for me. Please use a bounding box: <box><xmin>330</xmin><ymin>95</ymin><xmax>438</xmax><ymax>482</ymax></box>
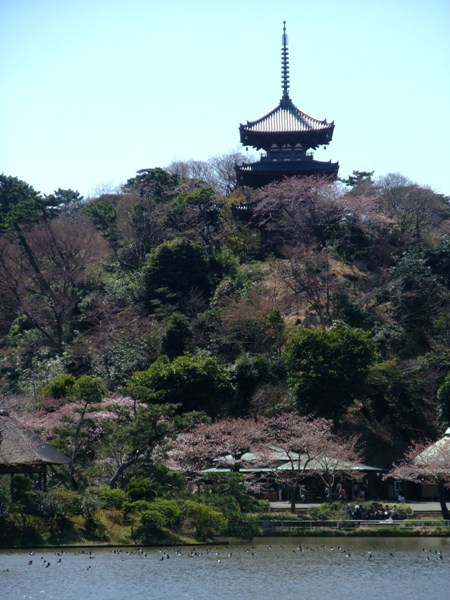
<box><xmin>1</xmin><ymin>165</ymin><xmax>450</xmax><ymax>537</ymax></box>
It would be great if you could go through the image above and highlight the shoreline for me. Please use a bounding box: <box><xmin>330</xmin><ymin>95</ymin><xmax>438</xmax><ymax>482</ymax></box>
<box><xmin>2</xmin><ymin>527</ymin><xmax>450</xmax><ymax>550</ymax></box>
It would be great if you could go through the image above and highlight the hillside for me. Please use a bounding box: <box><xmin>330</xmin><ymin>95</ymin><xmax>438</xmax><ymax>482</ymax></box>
<box><xmin>1</xmin><ymin>168</ymin><xmax>450</xmax><ymax>477</ymax></box>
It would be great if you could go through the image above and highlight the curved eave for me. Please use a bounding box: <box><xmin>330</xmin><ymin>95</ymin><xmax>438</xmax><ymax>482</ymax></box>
<box><xmin>240</xmin><ymin>99</ymin><xmax>334</xmax><ymax>150</ymax></box>
<box><xmin>240</xmin><ymin>126</ymin><xmax>334</xmax><ymax>151</ymax></box>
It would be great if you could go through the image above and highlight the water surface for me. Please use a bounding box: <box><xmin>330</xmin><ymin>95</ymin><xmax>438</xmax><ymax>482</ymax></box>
<box><xmin>1</xmin><ymin>537</ymin><xmax>449</xmax><ymax>600</ymax></box>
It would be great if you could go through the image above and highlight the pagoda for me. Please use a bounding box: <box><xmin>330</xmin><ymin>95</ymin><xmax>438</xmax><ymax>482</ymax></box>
<box><xmin>236</xmin><ymin>22</ymin><xmax>339</xmax><ymax>188</ymax></box>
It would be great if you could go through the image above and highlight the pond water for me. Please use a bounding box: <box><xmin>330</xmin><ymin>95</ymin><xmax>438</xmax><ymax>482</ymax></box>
<box><xmin>1</xmin><ymin>537</ymin><xmax>449</xmax><ymax>600</ymax></box>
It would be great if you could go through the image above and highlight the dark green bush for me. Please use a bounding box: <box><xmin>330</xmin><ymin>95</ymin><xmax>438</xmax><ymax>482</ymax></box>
<box><xmin>10</xmin><ymin>475</ymin><xmax>37</xmax><ymax>513</ymax></box>
<box><xmin>49</xmin><ymin>489</ymin><xmax>82</xmax><ymax>515</ymax></box>
<box><xmin>136</xmin><ymin>508</ymin><xmax>168</xmax><ymax>542</ymax></box>
<box><xmin>95</xmin><ymin>487</ymin><xmax>127</xmax><ymax>509</ymax></box>
<box><xmin>40</xmin><ymin>373</ymin><xmax>76</xmax><ymax>399</ymax></box>
<box><xmin>202</xmin><ymin>473</ymin><xmax>268</xmax><ymax>513</ymax></box>
<box><xmin>36</xmin><ymin>492</ymin><xmax>67</xmax><ymax>525</ymax></box>
<box><xmin>125</xmin><ymin>478</ymin><xmax>157</xmax><ymax>502</ymax></box>
<box><xmin>148</xmin><ymin>499</ymin><xmax>181</xmax><ymax>527</ymax></box>
<box><xmin>123</xmin><ymin>500</ymin><xmax>154</xmax><ymax>515</ymax></box>
<box><xmin>79</xmin><ymin>492</ymin><xmax>100</xmax><ymax>531</ymax></box>
<box><xmin>182</xmin><ymin>500</ymin><xmax>228</xmax><ymax>539</ymax></box>
<box><xmin>224</xmin><ymin>512</ymin><xmax>260</xmax><ymax>538</ymax></box>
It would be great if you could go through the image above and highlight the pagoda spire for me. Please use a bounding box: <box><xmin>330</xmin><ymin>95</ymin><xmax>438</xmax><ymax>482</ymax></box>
<box><xmin>281</xmin><ymin>21</ymin><xmax>290</xmax><ymax>103</ymax></box>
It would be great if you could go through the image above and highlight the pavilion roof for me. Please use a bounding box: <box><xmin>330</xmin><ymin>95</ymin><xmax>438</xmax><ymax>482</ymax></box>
<box><xmin>203</xmin><ymin>445</ymin><xmax>383</xmax><ymax>473</ymax></box>
<box><xmin>0</xmin><ymin>411</ymin><xmax>70</xmax><ymax>470</ymax></box>
<box><xmin>415</xmin><ymin>428</ymin><xmax>450</xmax><ymax>466</ymax></box>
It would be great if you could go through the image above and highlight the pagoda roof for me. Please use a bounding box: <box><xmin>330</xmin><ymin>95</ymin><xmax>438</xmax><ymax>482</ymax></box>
<box><xmin>236</xmin><ymin>157</ymin><xmax>339</xmax><ymax>188</ymax></box>
<box><xmin>242</xmin><ymin>98</ymin><xmax>333</xmax><ymax>135</ymax></box>
<box><xmin>237</xmin><ymin>158</ymin><xmax>338</xmax><ymax>175</ymax></box>
<box><xmin>240</xmin><ymin>98</ymin><xmax>334</xmax><ymax>150</ymax></box>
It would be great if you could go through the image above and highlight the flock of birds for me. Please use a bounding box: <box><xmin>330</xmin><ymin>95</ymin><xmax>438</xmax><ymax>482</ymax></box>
<box><xmin>1</xmin><ymin>543</ymin><xmax>445</xmax><ymax>572</ymax></box>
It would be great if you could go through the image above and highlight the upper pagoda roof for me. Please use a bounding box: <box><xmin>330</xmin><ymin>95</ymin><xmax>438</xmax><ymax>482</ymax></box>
<box><xmin>241</xmin><ymin>98</ymin><xmax>333</xmax><ymax>135</ymax></box>
<box><xmin>239</xmin><ymin>99</ymin><xmax>334</xmax><ymax>150</ymax></box>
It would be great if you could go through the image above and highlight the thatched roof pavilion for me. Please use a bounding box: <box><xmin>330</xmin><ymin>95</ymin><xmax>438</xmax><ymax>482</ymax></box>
<box><xmin>0</xmin><ymin>409</ymin><xmax>70</xmax><ymax>489</ymax></box>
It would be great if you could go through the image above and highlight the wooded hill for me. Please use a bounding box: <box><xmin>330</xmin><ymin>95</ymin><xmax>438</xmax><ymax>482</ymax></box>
<box><xmin>1</xmin><ymin>166</ymin><xmax>449</xmax><ymax>478</ymax></box>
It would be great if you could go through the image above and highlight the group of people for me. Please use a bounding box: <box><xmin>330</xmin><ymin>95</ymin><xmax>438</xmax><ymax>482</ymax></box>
<box><xmin>347</xmin><ymin>503</ymin><xmax>400</xmax><ymax>521</ymax></box>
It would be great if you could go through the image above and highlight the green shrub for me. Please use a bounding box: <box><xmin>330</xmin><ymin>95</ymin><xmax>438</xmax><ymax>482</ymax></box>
<box><xmin>123</xmin><ymin>500</ymin><xmax>154</xmax><ymax>515</ymax></box>
<box><xmin>225</xmin><ymin>512</ymin><xmax>260</xmax><ymax>538</ymax></box>
<box><xmin>148</xmin><ymin>499</ymin><xmax>181</xmax><ymax>527</ymax></box>
<box><xmin>396</xmin><ymin>503</ymin><xmax>413</xmax><ymax>518</ymax></box>
<box><xmin>130</xmin><ymin>500</ymin><xmax>184</xmax><ymax>542</ymax></box>
<box><xmin>257</xmin><ymin>511</ymin><xmax>303</xmax><ymax>521</ymax></box>
<box><xmin>35</xmin><ymin>492</ymin><xmax>68</xmax><ymax>535</ymax></box>
<box><xmin>95</xmin><ymin>487</ymin><xmax>127</xmax><ymax>510</ymax></box>
<box><xmin>80</xmin><ymin>493</ymin><xmax>100</xmax><ymax>516</ymax></box>
<box><xmin>79</xmin><ymin>492</ymin><xmax>100</xmax><ymax>531</ymax></box>
<box><xmin>125</xmin><ymin>478</ymin><xmax>157</xmax><ymax>502</ymax></box>
<box><xmin>40</xmin><ymin>373</ymin><xmax>76</xmax><ymax>399</ymax></box>
<box><xmin>182</xmin><ymin>500</ymin><xmax>228</xmax><ymax>539</ymax></box>
<box><xmin>49</xmin><ymin>489</ymin><xmax>82</xmax><ymax>515</ymax></box>
<box><xmin>10</xmin><ymin>475</ymin><xmax>37</xmax><ymax>513</ymax></box>
<box><xmin>70</xmin><ymin>375</ymin><xmax>105</xmax><ymax>404</ymax></box>
<box><xmin>308</xmin><ymin>502</ymin><xmax>347</xmax><ymax>521</ymax></box>
<box><xmin>202</xmin><ymin>490</ymin><xmax>268</xmax><ymax>516</ymax></box>
<box><xmin>136</xmin><ymin>509</ymin><xmax>168</xmax><ymax>542</ymax></box>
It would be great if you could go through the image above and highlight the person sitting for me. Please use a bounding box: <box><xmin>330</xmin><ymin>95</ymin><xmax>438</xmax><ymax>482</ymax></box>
<box><xmin>352</xmin><ymin>505</ymin><xmax>362</xmax><ymax>520</ymax></box>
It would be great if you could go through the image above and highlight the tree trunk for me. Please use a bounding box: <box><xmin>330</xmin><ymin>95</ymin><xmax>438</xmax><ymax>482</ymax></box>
<box><xmin>109</xmin><ymin>453</ymin><xmax>141</xmax><ymax>488</ymax></box>
<box><xmin>438</xmin><ymin>480</ymin><xmax>450</xmax><ymax>521</ymax></box>
<box><xmin>15</xmin><ymin>225</ymin><xmax>55</xmax><ymax>300</ymax></box>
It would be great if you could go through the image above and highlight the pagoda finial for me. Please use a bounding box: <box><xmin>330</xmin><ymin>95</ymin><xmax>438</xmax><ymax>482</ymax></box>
<box><xmin>281</xmin><ymin>21</ymin><xmax>290</xmax><ymax>102</ymax></box>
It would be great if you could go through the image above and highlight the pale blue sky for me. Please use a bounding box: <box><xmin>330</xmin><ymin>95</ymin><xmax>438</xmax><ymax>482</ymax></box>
<box><xmin>1</xmin><ymin>0</ymin><xmax>449</xmax><ymax>197</ymax></box>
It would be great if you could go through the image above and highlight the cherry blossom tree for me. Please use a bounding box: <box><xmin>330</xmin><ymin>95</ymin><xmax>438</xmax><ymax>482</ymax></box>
<box><xmin>312</xmin><ymin>433</ymin><xmax>363</xmax><ymax>502</ymax></box>
<box><xmin>251</xmin><ymin>175</ymin><xmax>343</xmax><ymax>252</ymax></box>
<box><xmin>169</xmin><ymin>413</ymin><xmax>363</xmax><ymax>512</ymax></box>
<box><xmin>259</xmin><ymin>413</ymin><xmax>360</xmax><ymax>511</ymax></box>
<box><xmin>385</xmin><ymin>435</ymin><xmax>450</xmax><ymax>520</ymax></box>
<box><xmin>168</xmin><ymin>417</ymin><xmax>265</xmax><ymax>479</ymax></box>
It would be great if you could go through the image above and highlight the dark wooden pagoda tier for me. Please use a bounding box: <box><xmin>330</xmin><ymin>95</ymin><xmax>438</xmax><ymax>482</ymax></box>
<box><xmin>236</xmin><ymin>158</ymin><xmax>338</xmax><ymax>188</ymax></box>
<box><xmin>236</xmin><ymin>22</ymin><xmax>338</xmax><ymax>189</ymax></box>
